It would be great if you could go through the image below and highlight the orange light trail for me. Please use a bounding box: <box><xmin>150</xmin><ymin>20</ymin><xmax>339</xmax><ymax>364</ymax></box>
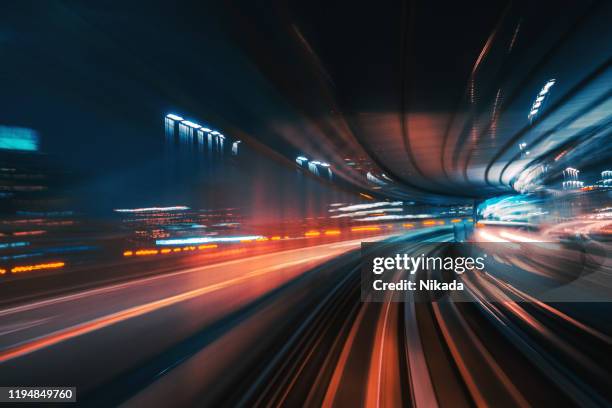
<box><xmin>11</xmin><ymin>262</ymin><xmax>65</xmax><ymax>274</ymax></box>
<box><xmin>135</xmin><ymin>249</ymin><xmax>158</xmax><ymax>256</ymax></box>
<box><xmin>304</xmin><ymin>231</ymin><xmax>321</xmax><ymax>237</ymax></box>
<box><xmin>422</xmin><ymin>220</ymin><xmax>436</xmax><ymax>226</ymax></box>
<box><xmin>0</xmin><ymin>245</ymin><xmax>353</xmax><ymax>364</ymax></box>
<box><xmin>13</xmin><ymin>230</ymin><xmax>46</xmax><ymax>236</ymax></box>
<box><xmin>270</xmin><ymin>236</ymin><xmax>281</xmax><ymax>241</ymax></box>
<box><xmin>324</xmin><ymin>229</ymin><xmax>341</xmax><ymax>236</ymax></box>
<box><xmin>125</xmin><ymin>244</ymin><xmax>218</xmax><ymax>257</ymax></box>
<box><xmin>451</xmin><ymin>219</ymin><xmax>462</xmax><ymax>223</ymax></box>
<box><xmin>402</xmin><ymin>223</ymin><xmax>414</xmax><ymax>228</ymax></box>
<box><xmin>351</xmin><ymin>226</ymin><xmax>381</xmax><ymax>232</ymax></box>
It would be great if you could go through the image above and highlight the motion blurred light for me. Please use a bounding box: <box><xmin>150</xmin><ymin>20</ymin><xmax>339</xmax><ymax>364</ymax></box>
<box><xmin>0</xmin><ymin>126</ymin><xmax>39</xmax><ymax>151</ymax></box>
<box><xmin>528</xmin><ymin>79</ymin><xmax>556</xmax><ymax>121</ymax></box>
<box><xmin>114</xmin><ymin>206</ymin><xmax>190</xmax><ymax>213</ymax></box>
<box><xmin>156</xmin><ymin>235</ymin><xmax>265</xmax><ymax>245</ymax></box>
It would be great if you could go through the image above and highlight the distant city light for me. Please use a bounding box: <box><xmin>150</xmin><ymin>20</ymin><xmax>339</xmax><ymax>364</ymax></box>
<box><xmin>156</xmin><ymin>235</ymin><xmax>265</xmax><ymax>245</ymax></box>
<box><xmin>231</xmin><ymin>141</ymin><xmax>241</xmax><ymax>155</ymax></box>
<box><xmin>114</xmin><ymin>206</ymin><xmax>190</xmax><ymax>213</ymax></box>
<box><xmin>0</xmin><ymin>126</ymin><xmax>39</xmax><ymax>152</ymax></box>
<box><xmin>166</xmin><ymin>114</ymin><xmax>184</xmax><ymax>121</ymax></box>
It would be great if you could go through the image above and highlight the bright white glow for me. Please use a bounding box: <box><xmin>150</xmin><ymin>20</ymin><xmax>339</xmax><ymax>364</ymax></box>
<box><xmin>211</xmin><ymin>131</ymin><xmax>220</xmax><ymax>135</ymax></box>
<box><xmin>156</xmin><ymin>235</ymin><xmax>264</xmax><ymax>245</ymax></box>
<box><xmin>296</xmin><ymin>156</ymin><xmax>308</xmax><ymax>161</ymax></box>
<box><xmin>354</xmin><ymin>214</ymin><xmax>431</xmax><ymax>221</ymax></box>
<box><xmin>181</xmin><ymin>120</ymin><xmax>201</xmax><ymax>129</ymax></box>
<box><xmin>114</xmin><ymin>206</ymin><xmax>190</xmax><ymax>213</ymax></box>
<box><xmin>202</xmin><ymin>127</ymin><xmax>212</xmax><ymax>132</ymax></box>
<box><xmin>529</xmin><ymin>79</ymin><xmax>556</xmax><ymax>120</ymax></box>
<box><xmin>330</xmin><ymin>208</ymin><xmax>403</xmax><ymax>218</ymax></box>
<box><xmin>332</xmin><ymin>201</ymin><xmax>403</xmax><ymax>212</ymax></box>
<box><xmin>217</xmin><ymin>134</ymin><xmax>225</xmax><ymax>139</ymax></box>
<box><xmin>478</xmin><ymin>230</ymin><xmax>510</xmax><ymax>242</ymax></box>
<box><xmin>166</xmin><ymin>114</ymin><xmax>184</xmax><ymax>121</ymax></box>
<box><xmin>499</xmin><ymin>231</ymin><xmax>541</xmax><ymax>242</ymax></box>
<box><xmin>319</xmin><ymin>162</ymin><xmax>330</xmax><ymax>167</ymax></box>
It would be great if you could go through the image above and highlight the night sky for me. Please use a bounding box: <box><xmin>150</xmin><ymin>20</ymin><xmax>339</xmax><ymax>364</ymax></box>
<box><xmin>1</xmin><ymin>0</ymin><xmax>603</xmax><ymax>210</ymax></box>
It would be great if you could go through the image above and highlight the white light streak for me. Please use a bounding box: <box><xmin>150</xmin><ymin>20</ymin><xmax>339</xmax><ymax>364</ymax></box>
<box><xmin>156</xmin><ymin>235</ymin><xmax>264</xmax><ymax>245</ymax></box>
<box><xmin>114</xmin><ymin>206</ymin><xmax>190</xmax><ymax>213</ymax></box>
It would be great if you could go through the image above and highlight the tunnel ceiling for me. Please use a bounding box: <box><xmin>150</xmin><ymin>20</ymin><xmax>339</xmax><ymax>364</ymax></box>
<box><xmin>219</xmin><ymin>0</ymin><xmax>610</xmax><ymax>201</ymax></box>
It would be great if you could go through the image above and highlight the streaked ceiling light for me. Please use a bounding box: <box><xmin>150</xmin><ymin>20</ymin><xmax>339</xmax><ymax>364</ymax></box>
<box><xmin>528</xmin><ymin>79</ymin><xmax>556</xmax><ymax>120</ymax></box>
<box><xmin>114</xmin><ymin>206</ymin><xmax>190</xmax><ymax>213</ymax></box>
